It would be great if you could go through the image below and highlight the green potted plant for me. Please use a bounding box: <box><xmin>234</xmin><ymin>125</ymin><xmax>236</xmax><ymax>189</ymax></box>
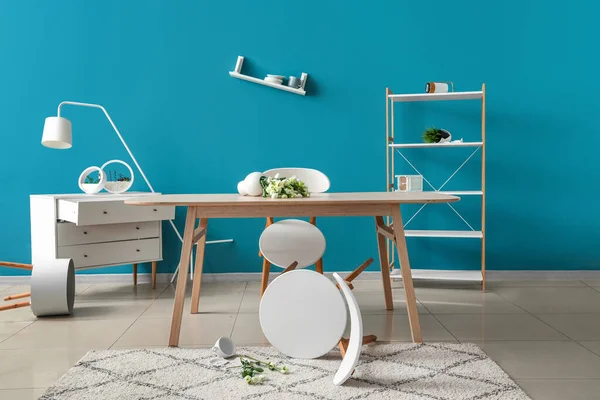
<box><xmin>423</xmin><ymin>127</ymin><xmax>452</xmax><ymax>143</ymax></box>
<box><xmin>104</xmin><ymin>170</ymin><xmax>132</xmax><ymax>193</ymax></box>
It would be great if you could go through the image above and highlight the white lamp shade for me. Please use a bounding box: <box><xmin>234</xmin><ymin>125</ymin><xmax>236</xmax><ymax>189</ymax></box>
<box><xmin>42</xmin><ymin>116</ymin><xmax>72</xmax><ymax>149</ymax></box>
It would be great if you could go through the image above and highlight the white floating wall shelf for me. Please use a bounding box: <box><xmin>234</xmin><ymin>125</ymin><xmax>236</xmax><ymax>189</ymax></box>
<box><xmin>229</xmin><ymin>56</ymin><xmax>308</xmax><ymax>96</ymax></box>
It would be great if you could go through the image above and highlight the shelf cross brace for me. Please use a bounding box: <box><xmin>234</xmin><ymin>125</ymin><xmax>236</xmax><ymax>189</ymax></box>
<box><xmin>395</xmin><ymin>147</ymin><xmax>481</xmax><ymax>231</ymax></box>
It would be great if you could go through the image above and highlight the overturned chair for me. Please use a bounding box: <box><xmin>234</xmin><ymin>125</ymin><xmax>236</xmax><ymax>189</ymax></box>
<box><xmin>0</xmin><ymin>259</ymin><xmax>75</xmax><ymax>317</ymax></box>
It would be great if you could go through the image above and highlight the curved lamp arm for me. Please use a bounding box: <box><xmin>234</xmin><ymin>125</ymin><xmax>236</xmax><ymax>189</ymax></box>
<box><xmin>57</xmin><ymin>101</ymin><xmax>156</xmax><ymax>194</ymax></box>
<box><xmin>52</xmin><ymin>101</ymin><xmax>232</xmax><ymax>281</ymax></box>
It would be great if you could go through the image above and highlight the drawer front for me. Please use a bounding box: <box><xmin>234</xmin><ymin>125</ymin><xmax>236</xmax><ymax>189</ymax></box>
<box><xmin>57</xmin><ymin>221</ymin><xmax>160</xmax><ymax>246</ymax></box>
<box><xmin>57</xmin><ymin>199</ymin><xmax>175</xmax><ymax>226</ymax></box>
<box><xmin>57</xmin><ymin>238</ymin><xmax>160</xmax><ymax>269</ymax></box>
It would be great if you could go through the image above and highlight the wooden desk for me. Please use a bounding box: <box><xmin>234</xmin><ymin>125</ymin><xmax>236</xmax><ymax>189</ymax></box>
<box><xmin>126</xmin><ymin>192</ymin><xmax>459</xmax><ymax>347</ymax></box>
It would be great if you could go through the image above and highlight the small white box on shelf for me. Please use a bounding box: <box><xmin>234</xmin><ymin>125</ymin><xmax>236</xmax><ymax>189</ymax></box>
<box><xmin>396</xmin><ymin>175</ymin><xmax>423</xmax><ymax>192</ymax></box>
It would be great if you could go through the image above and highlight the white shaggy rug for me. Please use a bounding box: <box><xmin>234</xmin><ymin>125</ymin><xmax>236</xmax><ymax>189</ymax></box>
<box><xmin>41</xmin><ymin>343</ymin><xmax>530</xmax><ymax>399</ymax></box>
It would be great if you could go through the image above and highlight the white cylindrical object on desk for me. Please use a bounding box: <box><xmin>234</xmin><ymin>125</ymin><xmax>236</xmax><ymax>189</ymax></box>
<box><xmin>30</xmin><ymin>258</ymin><xmax>75</xmax><ymax>317</ymax></box>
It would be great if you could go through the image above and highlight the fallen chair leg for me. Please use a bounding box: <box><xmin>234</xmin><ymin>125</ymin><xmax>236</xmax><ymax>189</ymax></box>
<box><xmin>0</xmin><ymin>261</ymin><xmax>33</xmax><ymax>270</ymax></box>
<box><xmin>0</xmin><ymin>301</ymin><xmax>30</xmax><ymax>312</ymax></box>
<box><xmin>337</xmin><ymin>258</ymin><xmax>374</xmax><ymax>291</ymax></box>
<box><xmin>345</xmin><ymin>258</ymin><xmax>374</xmax><ymax>284</ymax></box>
<box><xmin>4</xmin><ymin>292</ymin><xmax>31</xmax><ymax>301</ymax></box>
<box><xmin>282</xmin><ymin>261</ymin><xmax>299</xmax><ymax>274</ymax></box>
<box><xmin>338</xmin><ymin>335</ymin><xmax>378</xmax><ymax>357</ymax></box>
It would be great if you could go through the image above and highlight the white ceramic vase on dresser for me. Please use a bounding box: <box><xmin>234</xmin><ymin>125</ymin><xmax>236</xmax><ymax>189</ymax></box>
<box><xmin>30</xmin><ymin>193</ymin><xmax>175</xmax><ymax>287</ymax></box>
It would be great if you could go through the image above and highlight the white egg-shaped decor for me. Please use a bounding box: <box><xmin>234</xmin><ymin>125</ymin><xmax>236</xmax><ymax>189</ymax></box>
<box><xmin>237</xmin><ymin>181</ymin><xmax>248</xmax><ymax>196</ymax></box>
<box><xmin>78</xmin><ymin>166</ymin><xmax>106</xmax><ymax>194</ymax></box>
<box><xmin>244</xmin><ymin>172</ymin><xmax>264</xmax><ymax>196</ymax></box>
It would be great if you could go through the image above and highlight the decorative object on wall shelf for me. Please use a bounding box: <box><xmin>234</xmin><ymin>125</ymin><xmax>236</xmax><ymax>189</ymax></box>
<box><xmin>229</xmin><ymin>56</ymin><xmax>308</xmax><ymax>96</ymax></box>
<box><xmin>41</xmin><ymin>101</ymin><xmax>233</xmax><ymax>283</ymax></box>
<box><xmin>264</xmin><ymin>74</ymin><xmax>284</xmax><ymax>85</ymax></box>
<box><xmin>385</xmin><ymin>84</ymin><xmax>486</xmax><ymax>288</ymax></box>
<box><xmin>287</xmin><ymin>76</ymin><xmax>301</xmax><ymax>88</ymax></box>
<box><xmin>423</xmin><ymin>127</ymin><xmax>452</xmax><ymax>143</ymax></box>
<box><xmin>395</xmin><ymin>175</ymin><xmax>423</xmax><ymax>192</ymax></box>
<box><xmin>101</xmin><ymin>159</ymin><xmax>134</xmax><ymax>194</ymax></box>
<box><xmin>78</xmin><ymin>166</ymin><xmax>106</xmax><ymax>194</ymax></box>
<box><xmin>425</xmin><ymin>81</ymin><xmax>454</xmax><ymax>93</ymax></box>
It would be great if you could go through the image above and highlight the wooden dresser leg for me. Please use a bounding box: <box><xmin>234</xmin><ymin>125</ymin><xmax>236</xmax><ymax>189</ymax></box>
<box><xmin>151</xmin><ymin>261</ymin><xmax>157</xmax><ymax>289</ymax></box>
<box><xmin>133</xmin><ymin>263</ymin><xmax>138</xmax><ymax>286</ymax></box>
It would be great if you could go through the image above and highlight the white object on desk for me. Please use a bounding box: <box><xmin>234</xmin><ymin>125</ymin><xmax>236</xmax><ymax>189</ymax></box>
<box><xmin>260</xmin><ymin>270</ymin><xmax>347</xmax><ymax>359</ymax></box>
<box><xmin>30</xmin><ymin>193</ymin><xmax>175</xmax><ymax>278</ymax></box>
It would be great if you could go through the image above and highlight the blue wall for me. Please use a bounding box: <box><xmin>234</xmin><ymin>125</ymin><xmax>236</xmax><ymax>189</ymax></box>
<box><xmin>1</xmin><ymin>0</ymin><xmax>598</xmax><ymax>276</ymax></box>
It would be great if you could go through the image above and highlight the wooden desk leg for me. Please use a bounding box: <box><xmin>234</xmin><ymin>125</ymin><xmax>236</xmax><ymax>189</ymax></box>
<box><xmin>169</xmin><ymin>206</ymin><xmax>197</xmax><ymax>347</ymax></box>
<box><xmin>132</xmin><ymin>264</ymin><xmax>138</xmax><ymax>286</ymax></box>
<box><xmin>390</xmin><ymin>207</ymin><xmax>422</xmax><ymax>343</ymax></box>
<box><xmin>190</xmin><ymin>218</ymin><xmax>209</xmax><ymax>314</ymax></box>
<box><xmin>375</xmin><ymin>216</ymin><xmax>394</xmax><ymax>310</ymax></box>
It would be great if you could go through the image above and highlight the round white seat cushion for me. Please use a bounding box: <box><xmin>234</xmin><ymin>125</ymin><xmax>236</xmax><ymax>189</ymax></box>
<box><xmin>259</xmin><ymin>270</ymin><xmax>347</xmax><ymax>359</ymax></box>
<box><xmin>259</xmin><ymin>219</ymin><xmax>326</xmax><ymax>269</ymax></box>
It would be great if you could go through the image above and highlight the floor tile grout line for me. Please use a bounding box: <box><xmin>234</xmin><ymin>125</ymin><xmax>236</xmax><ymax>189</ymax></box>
<box><xmin>490</xmin><ymin>287</ymin><xmax>600</xmax><ymax>354</ymax></box>
<box><xmin>230</xmin><ymin>282</ymin><xmax>248</xmax><ymax>337</ymax></box>
<box><xmin>107</xmin><ymin>284</ymin><xmax>171</xmax><ymax>349</ymax></box>
<box><xmin>416</xmin><ymin>301</ymin><xmax>460</xmax><ymax>343</ymax></box>
<box><xmin>577</xmin><ymin>341</ymin><xmax>600</xmax><ymax>357</ymax></box>
<box><xmin>0</xmin><ymin>320</ymin><xmax>36</xmax><ymax>345</ymax></box>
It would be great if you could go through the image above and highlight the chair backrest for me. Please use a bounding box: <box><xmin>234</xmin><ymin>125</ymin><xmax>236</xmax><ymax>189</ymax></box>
<box><xmin>332</xmin><ymin>272</ymin><xmax>363</xmax><ymax>386</ymax></box>
<box><xmin>263</xmin><ymin>168</ymin><xmax>330</xmax><ymax>193</ymax></box>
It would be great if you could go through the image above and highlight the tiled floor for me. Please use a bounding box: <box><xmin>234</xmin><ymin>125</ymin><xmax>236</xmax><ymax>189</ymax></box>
<box><xmin>1</xmin><ymin>278</ymin><xmax>600</xmax><ymax>399</ymax></box>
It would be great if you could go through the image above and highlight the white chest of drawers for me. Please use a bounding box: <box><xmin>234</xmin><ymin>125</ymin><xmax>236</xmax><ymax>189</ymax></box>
<box><xmin>30</xmin><ymin>193</ymin><xmax>176</xmax><ymax>285</ymax></box>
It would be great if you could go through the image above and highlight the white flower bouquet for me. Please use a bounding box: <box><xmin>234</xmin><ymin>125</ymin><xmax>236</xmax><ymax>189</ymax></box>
<box><xmin>259</xmin><ymin>174</ymin><xmax>310</xmax><ymax>199</ymax></box>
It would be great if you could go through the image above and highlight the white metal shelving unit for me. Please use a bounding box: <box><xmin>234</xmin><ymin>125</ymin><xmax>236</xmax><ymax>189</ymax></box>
<box><xmin>385</xmin><ymin>84</ymin><xmax>486</xmax><ymax>289</ymax></box>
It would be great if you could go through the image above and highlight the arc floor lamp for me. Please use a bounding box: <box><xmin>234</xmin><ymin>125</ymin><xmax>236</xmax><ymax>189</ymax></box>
<box><xmin>41</xmin><ymin>101</ymin><xmax>232</xmax><ymax>282</ymax></box>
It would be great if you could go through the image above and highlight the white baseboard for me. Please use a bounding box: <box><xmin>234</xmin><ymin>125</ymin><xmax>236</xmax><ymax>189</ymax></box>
<box><xmin>1</xmin><ymin>270</ymin><xmax>600</xmax><ymax>285</ymax></box>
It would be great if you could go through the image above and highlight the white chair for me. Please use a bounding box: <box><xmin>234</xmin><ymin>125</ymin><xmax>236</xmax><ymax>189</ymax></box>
<box><xmin>259</xmin><ymin>168</ymin><xmax>330</xmax><ymax>295</ymax></box>
<box><xmin>332</xmin><ymin>272</ymin><xmax>364</xmax><ymax>386</ymax></box>
<box><xmin>259</xmin><ymin>269</ymin><xmax>373</xmax><ymax>386</ymax></box>
<box><xmin>1</xmin><ymin>258</ymin><xmax>75</xmax><ymax>317</ymax></box>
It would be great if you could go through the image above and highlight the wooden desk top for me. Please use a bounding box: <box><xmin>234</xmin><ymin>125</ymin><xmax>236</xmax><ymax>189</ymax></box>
<box><xmin>125</xmin><ymin>192</ymin><xmax>459</xmax><ymax>207</ymax></box>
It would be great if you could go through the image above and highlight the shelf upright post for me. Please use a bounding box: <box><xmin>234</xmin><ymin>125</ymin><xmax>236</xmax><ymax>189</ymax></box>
<box><xmin>385</xmin><ymin>88</ymin><xmax>394</xmax><ymax>269</ymax></box>
<box><xmin>481</xmin><ymin>83</ymin><xmax>487</xmax><ymax>291</ymax></box>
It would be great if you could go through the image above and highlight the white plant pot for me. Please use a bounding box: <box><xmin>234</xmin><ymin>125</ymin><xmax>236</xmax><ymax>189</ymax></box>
<box><xmin>104</xmin><ymin>181</ymin><xmax>132</xmax><ymax>193</ymax></box>
<box><xmin>81</xmin><ymin>183</ymin><xmax>103</xmax><ymax>194</ymax></box>
<box><xmin>101</xmin><ymin>159</ymin><xmax>134</xmax><ymax>194</ymax></box>
<box><xmin>78</xmin><ymin>166</ymin><xmax>106</xmax><ymax>195</ymax></box>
